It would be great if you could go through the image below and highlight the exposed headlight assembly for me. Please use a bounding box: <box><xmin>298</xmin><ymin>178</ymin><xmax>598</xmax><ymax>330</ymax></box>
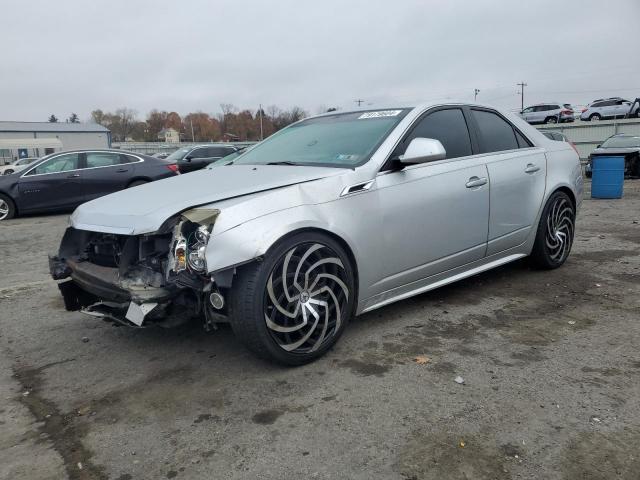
<box><xmin>170</xmin><ymin>208</ymin><xmax>219</xmax><ymax>275</ymax></box>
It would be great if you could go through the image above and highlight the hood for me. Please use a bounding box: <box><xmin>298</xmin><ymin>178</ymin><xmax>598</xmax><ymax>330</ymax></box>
<box><xmin>592</xmin><ymin>147</ymin><xmax>640</xmax><ymax>156</ymax></box>
<box><xmin>70</xmin><ymin>164</ymin><xmax>344</xmax><ymax>234</ymax></box>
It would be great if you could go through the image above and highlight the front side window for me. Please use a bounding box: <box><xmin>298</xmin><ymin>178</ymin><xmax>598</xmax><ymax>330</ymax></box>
<box><xmin>394</xmin><ymin>108</ymin><xmax>472</xmax><ymax>160</ymax></box>
<box><xmin>189</xmin><ymin>148</ymin><xmax>210</xmax><ymax>159</ymax></box>
<box><xmin>471</xmin><ymin>109</ymin><xmax>518</xmax><ymax>153</ymax></box>
<box><xmin>165</xmin><ymin>148</ymin><xmax>191</xmax><ymax>162</ymax></box>
<box><xmin>30</xmin><ymin>153</ymin><xmax>79</xmax><ymax>175</ymax></box>
<box><xmin>231</xmin><ymin>109</ymin><xmax>409</xmax><ymax>168</ymax></box>
<box><xmin>86</xmin><ymin>152</ymin><xmax>123</xmax><ymax>168</ymax></box>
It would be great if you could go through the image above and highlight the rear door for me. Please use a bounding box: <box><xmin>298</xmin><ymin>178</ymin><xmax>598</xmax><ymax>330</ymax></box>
<box><xmin>82</xmin><ymin>151</ymin><xmax>138</xmax><ymax>202</ymax></box>
<box><xmin>469</xmin><ymin>108</ymin><xmax>547</xmax><ymax>255</ymax></box>
<box><xmin>17</xmin><ymin>152</ymin><xmax>84</xmax><ymax>212</ymax></box>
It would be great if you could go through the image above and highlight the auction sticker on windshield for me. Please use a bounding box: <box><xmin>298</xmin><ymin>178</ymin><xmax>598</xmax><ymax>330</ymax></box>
<box><xmin>358</xmin><ymin>110</ymin><xmax>402</xmax><ymax>119</ymax></box>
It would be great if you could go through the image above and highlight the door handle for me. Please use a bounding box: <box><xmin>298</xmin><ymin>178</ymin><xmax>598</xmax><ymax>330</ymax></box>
<box><xmin>465</xmin><ymin>176</ymin><xmax>487</xmax><ymax>188</ymax></box>
<box><xmin>116</xmin><ymin>168</ymin><xmax>128</xmax><ymax>173</ymax></box>
<box><xmin>67</xmin><ymin>173</ymin><xmax>80</xmax><ymax>178</ymax></box>
<box><xmin>525</xmin><ymin>164</ymin><xmax>540</xmax><ymax>173</ymax></box>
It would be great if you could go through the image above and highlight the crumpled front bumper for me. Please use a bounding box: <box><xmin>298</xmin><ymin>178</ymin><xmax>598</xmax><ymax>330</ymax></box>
<box><xmin>49</xmin><ymin>255</ymin><xmax>182</xmax><ymax>327</ymax></box>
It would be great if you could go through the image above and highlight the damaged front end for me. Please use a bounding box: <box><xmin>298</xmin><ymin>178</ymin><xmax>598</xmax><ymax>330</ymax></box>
<box><xmin>50</xmin><ymin>208</ymin><xmax>229</xmax><ymax>329</ymax></box>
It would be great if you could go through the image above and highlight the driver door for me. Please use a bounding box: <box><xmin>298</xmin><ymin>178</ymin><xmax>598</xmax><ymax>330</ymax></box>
<box><xmin>17</xmin><ymin>152</ymin><xmax>85</xmax><ymax>212</ymax></box>
<box><xmin>370</xmin><ymin>107</ymin><xmax>490</xmax><ymax>298</ymax></box>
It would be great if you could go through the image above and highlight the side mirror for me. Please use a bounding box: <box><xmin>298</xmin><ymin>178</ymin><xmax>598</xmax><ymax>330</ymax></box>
<box><xmin>399</xmin><ymin>138</ymin><xmax>446</xmax><ymax>165</ymax></box>
<box><xmin>184</xmin><ymin>156</ymin><xmax>192</xmax><ymax>161</ymax></box>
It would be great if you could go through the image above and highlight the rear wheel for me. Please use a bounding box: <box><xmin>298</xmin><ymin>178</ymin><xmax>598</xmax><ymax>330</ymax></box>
<box><xmin>545</xmin><ymin>116</ymin><xmax>558</xmax><ymax>124</ymax></box>
<box><xmin>589</xmin><ymin>113</ymin><xmax>601</xmax><ymax>121</ymax></box>
<box><xmin>229</xmin><ymin>232</ymin><xmax>355</xmax><ymax>365</ymax></box>
<box><xmin>531</xmin><ymin>191</ymin><xmax>575</xmax><ymax>269</ymax></box>
<box><xmin>0</xmin><ymin>194</ymin><xmax>16</xmax><ymax>221</ymax></box>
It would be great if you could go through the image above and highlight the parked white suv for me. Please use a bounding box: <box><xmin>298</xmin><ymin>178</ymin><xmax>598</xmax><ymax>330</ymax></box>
<box><xmin>520</xmin><ymin>103</ymin><xmax>574</xmax><ymax>124</ymax></box>
<box><xmin>580</xmin><ymin>98</ymin><xmax>639</xmax><ymax>121</ymax></box>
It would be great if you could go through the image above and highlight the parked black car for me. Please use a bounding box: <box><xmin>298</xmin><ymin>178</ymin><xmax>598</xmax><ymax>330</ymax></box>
<box><xmin>0</xmin><ymin>150</ymin><xmax>179</xmax><ymax>221</ymax></box>
<box><xmin>585</xmin><ymin>134</ymin><xmax>640</xmax><ymax>178</ymax></box>
<box><xmin>166</xmin><ymin>144</ymin><xmax>240</xmax><ymax>173</ymax></box>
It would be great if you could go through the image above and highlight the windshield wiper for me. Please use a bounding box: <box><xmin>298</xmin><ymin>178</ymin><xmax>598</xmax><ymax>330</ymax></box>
<box><xmin>266</xmin><ymin>161</ymin><xmax>300</xmax><ymax>166</ymax></box>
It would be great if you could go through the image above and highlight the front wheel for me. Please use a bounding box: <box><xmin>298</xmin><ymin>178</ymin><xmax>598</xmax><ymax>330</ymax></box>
<box><xmin>0</xmin><ymin>194</ymin><xmax>16</xmax><ymax>221</ymax></box>
<box><xmin>530</xmin><ymin>191</ymin><xmax>575</xmax><ymax>269</ymax></box>
<box><xmin>589</xmin><ymin>114</ymin><xmax>601</xmax><ymax>121</ymax></box>
<box><xmin>229</xmin><ymin>232</ymin><xmax>355</xmax><ymax>365</ymax></box>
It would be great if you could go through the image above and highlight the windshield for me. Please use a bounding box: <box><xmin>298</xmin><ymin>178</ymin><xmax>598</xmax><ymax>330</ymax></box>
<box><xmin>601</xmin><ymin>136</ymin><xmax>640</xmax><ymax>148</ymax></box>
<box><xmin>230</xmin><ymin>109</ymin><xmax>409</xmax><ymax>168</ymax></box>
<box><xmin>166</xmin><ymin>148</ymin><xmax>192</xmax><ymax>162</ymax></box>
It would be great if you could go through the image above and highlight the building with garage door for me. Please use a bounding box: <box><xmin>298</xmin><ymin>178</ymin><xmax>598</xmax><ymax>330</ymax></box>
<box><xmin>0</xmin><ymin>121</ymin><xmax>111</xmax><ymax>164</ymax></box>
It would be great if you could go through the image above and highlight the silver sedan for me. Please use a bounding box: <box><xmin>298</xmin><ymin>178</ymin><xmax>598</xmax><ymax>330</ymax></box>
<box><xmin>50</xmin><ymin>102</ymin><xmax>583</xmax><ymax>364</ymax></box>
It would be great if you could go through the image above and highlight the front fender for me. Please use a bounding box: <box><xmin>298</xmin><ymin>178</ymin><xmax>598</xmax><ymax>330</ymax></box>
<box><xmin>204</xmin><ymin>204</ymin><xmax>358</xmax><ymax>274</ymax></box>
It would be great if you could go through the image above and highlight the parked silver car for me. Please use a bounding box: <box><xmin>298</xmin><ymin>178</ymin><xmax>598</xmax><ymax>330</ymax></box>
<box><xmin>520</xmin><ymin>103</ymin><xmax>574</xmax><ymax>124</ymax></box>
<box><xmin>50</xmin><ymin>103</ymin><xmax>583</xmax><ymax>364</ymax></box>
<box><xmin>580</xmin><ymin>97</ymin><xmax>639</xmax><ymax>121</ymax></box>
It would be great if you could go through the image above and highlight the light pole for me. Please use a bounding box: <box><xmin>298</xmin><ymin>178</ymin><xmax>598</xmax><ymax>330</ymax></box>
<box><xmin>474</xmin><ymin>88</ymin><xmax>480</xmax><ymax>101</ymax></box>
<box><xmin>259</xmin><ymin>103</ymin><xmax>264</xmax><ymax>141</ymax></box>
<box><xmin>517</xmin><ymin>81</ymin><xmax>527</xmax><ymax>111</ymax></box>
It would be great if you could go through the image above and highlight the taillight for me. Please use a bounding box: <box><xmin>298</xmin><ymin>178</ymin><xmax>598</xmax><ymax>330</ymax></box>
<box><xmin>569</xmin><ymin>141</ymin><xmax>579</xmax><ymax>155</ymax></box>
<box><xmin>166</xmin><ymin>164</ymin><xmax>179</xmax><ymax>174</ymax></box>
<box><xmin>561</xmin><ymin>109</ymin><xmax>572</xmax><ymax>115</ymax></box>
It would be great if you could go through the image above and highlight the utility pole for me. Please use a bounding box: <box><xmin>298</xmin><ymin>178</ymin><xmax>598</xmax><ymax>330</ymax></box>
<box><xmin>259</xmin><ymin>103</ymin><xmax>264</xmax><ymax>141</ymax></box>
<box><xmin>474</xmin><ymin>88</ymin><xmax>480</xmax><ymax>101</ymax></box>
<box><xmin>190</xmin><ymin>119</ymin><xmax>195</xmax><ymax>142</ymax></box>
<box><xmin>354</xmin><ymin>99</ymin><xmax>364</xmax><ymax>107</ymax></box>
<box><xmin>517</xmin><ymin>81</ymin><xmax>527</xmax><ymax>111</ymax></box>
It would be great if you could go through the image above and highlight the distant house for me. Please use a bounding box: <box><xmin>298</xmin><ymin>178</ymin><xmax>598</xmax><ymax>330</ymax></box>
<box><xmin>0</xmin><ymin>121</ymin><xmax>110</xmax><ymax>164</ymax></box>
<box><xmin>158</xmin><ymin>128</ymin><xmax>180</xmax><ymax>143</ymax></box>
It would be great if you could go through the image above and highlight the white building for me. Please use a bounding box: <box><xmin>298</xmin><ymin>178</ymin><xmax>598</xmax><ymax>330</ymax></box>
<box><xmin>0</xmin><ymin>121</ymin><xmax>111</xmax><ymax>164</ymax></box>
<box><xmin>158</xmin><ymin>128</ymin><xmax>180</xmax><ymax>143</ymax></box>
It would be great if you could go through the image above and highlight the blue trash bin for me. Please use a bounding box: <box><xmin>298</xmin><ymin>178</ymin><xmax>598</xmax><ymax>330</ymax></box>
<box><xmin>591</xmin><ymin>156</ymin><xmax>624</xmax><ymax>199</ymax></box>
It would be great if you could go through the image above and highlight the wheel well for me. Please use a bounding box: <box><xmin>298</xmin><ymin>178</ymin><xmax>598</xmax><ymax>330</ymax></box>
<box><xmin>126</xmin><ymin>177</ymin><xmax>151</xmax><ymax>187</ymax></box>
<box><xmin>268</xmin><ymin>227</ymin><xmax>360</xmax><ymax>301</ymax></box>
<box><xmin>554</xmin><ymin>186</ymin><xmax>576</xmax><ymax>209</ymax></box>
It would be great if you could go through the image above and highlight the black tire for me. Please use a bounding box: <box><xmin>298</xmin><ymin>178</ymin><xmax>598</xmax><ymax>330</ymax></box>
<box><xmin>229</xmin><ymin>232</ymin><xmax>355</xmax><ymax>365</ymax></box>
<box><xmin>127</xmin><ymin>179</ymin><xmax>149</xmax><ymax>188</ymax></box>
<box><xmin>4</xmin><ymin>169</ymin><xmax>14</xmax><ymax>175</ymax></box>
<box><xmin>545</xmin><ymin>116</ymin><xmax>558</xmax><ymax>124</ymax></box>
<box><xmin>530</xmin><ymin>191</ymin><xmax>575</xmax><ymax>270</ymax></box>
<box><xmin>0</xmin><ymin>193</ymin><xmax>16</xmax><ymax>221</ymax></box>
<box><xmin>589</xmin><ymin>114</ymin><xmax>601</xmax><ymax>121</ymax></box>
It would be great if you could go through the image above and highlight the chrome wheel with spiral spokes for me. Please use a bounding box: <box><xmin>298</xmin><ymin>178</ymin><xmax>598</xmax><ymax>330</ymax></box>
<box><xmin>264</xmin><ymin>242</ymin><xmax>349</xmax><ymax>354</ymax></box>
<box><xmin>531</xmin><ymin>191</ymin><xmax>575</xmax><ymax>269</ymax></box>
<box><xmin>545</xmin><ymin>196</ymin><xmax>574</xmax><ymax>263</ymax></box>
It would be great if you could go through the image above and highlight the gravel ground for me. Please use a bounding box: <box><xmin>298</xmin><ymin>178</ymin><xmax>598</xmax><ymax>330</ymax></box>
<box><xmin>1</xmin><ymin>180</ymin><xmax>639</xmax><ymax>480</ymax></box>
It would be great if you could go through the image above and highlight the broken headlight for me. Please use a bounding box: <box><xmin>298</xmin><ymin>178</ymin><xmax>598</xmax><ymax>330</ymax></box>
<box><xmin>187</xmin><ymin>226</ymin><xmax>210</xmax><ymax>272</ymax></box>
<box><xmin>170</xmin><ymin>208</ymin><xmax>219</xmax><ymax>275</ymax></box>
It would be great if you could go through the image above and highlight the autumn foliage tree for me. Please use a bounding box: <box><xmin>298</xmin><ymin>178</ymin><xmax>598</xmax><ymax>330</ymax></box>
<box><xmin>89</xmin><ymin>105</ymin><xmax>307</xmax><ymax>142</ymax></box>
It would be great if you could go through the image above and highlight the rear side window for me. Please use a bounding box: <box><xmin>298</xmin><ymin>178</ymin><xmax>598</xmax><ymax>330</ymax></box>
<box><xmin>398</xmin><ymin>108</ymin><xmax>472</xmax><ymax>160</ymax></box>
<box><xmin>471</xmin><ymin>109</ymin><xmax>519</xmax><ymax>153</ymax></box>
<box><xmin>86</xmin><ymin>152</ymin><xmax>124</xmax><ymax>168</ymax></box>
<box><xmin>515</xmin><ymin>130</ymin><xmax>532</xmax><ymax>148</ymax></box>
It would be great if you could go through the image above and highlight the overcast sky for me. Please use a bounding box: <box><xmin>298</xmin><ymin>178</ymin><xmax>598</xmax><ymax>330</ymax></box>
<box><xmin>3</xmin><ymin>0</ymin><xmax>639</xmax><ymax>121</ymax></box>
